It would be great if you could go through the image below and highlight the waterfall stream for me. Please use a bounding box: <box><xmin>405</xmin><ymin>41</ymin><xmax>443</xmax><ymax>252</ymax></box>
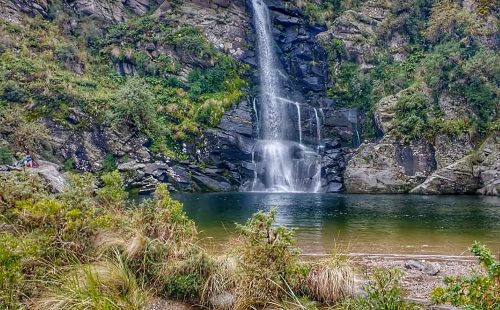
<box><xmin>248</xmin><ymin>0</ymin><xmax>321</xmax><ymax>192</ymax></box>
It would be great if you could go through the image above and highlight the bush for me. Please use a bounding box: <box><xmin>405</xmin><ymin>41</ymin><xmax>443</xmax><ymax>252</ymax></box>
<box><xmin>163</xmin><ymin>252</ymin><xmax>213</xmax><ymax>301</ymax></box>
<box><xmin>340</xmin><ymin>268</ymin><xmax>421</xmax><ymax>310</ymax></box>
<box><xmin>233</xmin><ymin>209</ymin><xmax>307</xmax><ymax>309</ymax></box>
<box><xmin>394</xmin><ymin>86</ymin><xmax>432</xmax><ymax>143</ymax></box>
<box><xmin>97</xmin><ymin>171</ymin><xmax>128</xmax><ymax>210</ymax></box>
<box><xmin>432</xmin><ymin>242</ymin><xmax>499</xmax><ymax>309</ymax></box>
<box><xmin>0</xmin><ymin>145</ymin><xmax>13</xmax><ymax>165</ymax></box>
<box><xmin>109</xmin><ymin>77</ymin><xmax>165</xmax><ymax>145</ymax></box>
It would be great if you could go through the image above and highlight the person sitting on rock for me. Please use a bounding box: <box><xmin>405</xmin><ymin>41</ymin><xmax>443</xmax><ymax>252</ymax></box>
<box><xmin>16</xmin><ymin>151</ymin><xmax>39</xmax><ymax>168</ymax></box>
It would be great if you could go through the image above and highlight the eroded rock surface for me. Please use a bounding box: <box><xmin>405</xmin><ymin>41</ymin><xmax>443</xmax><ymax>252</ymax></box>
<box><xmin>411</xmin><ymin>133</ymin><xmax>500</xmax><ymax>195</ymax></box>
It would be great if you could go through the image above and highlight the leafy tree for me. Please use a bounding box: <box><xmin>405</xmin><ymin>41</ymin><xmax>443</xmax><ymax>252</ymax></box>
<box><xmin>109</xmin><ymin>77</ymin><xmax>165</xmax><ymax>147</ymax></box>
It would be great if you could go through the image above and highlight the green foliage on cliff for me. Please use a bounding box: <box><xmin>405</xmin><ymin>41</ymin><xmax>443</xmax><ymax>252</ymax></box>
<box><xmin>323</xmin><ymin>0</ymin><xmax>498</xmax><ymax>143</ymax></box>
<box><xmin>0</xmin><ymin>12</ymin><xmax>248</xmax><ymax>159</ymax></box>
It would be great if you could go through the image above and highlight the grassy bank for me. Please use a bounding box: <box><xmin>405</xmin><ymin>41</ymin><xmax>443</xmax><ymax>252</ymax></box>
<box><xmin>0</xmin><ymin>171</ymin><xmax>498</xmax><ymax>309</ymax></box>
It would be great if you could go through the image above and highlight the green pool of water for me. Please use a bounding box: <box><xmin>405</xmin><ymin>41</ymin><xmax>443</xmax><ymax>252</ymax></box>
<box><xmin>173</xmin><ymin>193</ymin><xmax>500</xmax><ymax>256</ymax></box>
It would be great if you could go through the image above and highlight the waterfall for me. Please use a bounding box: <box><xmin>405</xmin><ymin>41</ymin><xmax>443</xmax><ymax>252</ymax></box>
<box><xmin>247</xmin><ymin>0</ymin><xmax>322</xmax><ymax>193</ymax></box>
<box><xmin>314</xmin><ymin>108</ymin><xmax>321</xmax><ymax>144</ymax></box>
<box><xmin>252</xmin><ymin>97</ymin><xmax>260</xmax><ymax>137</ymax></box>
<box><xmin>295</xmin><ymin>102</ymin><xmax>302</xmax><ymax>143</ymax></box>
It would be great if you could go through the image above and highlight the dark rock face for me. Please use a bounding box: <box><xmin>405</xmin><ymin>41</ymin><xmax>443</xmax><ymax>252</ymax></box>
<box><xmin>45</xmin><ymin>100</ymin><xmax>257</xmax><ymax>194</ymax></box>
<box><xmin>255</xmin><ymin>0</ymin><xmax>330</xmax><ymax>100</ymax></box>
<box><xmin>0</xmin><ymin>0</ymin><xmax>50</xmax><ymax>23</ymax></box>
<box><xmin>237</xmin><ymin>0</ymin><xmax>357</xmax><ymax>192</ymax></box>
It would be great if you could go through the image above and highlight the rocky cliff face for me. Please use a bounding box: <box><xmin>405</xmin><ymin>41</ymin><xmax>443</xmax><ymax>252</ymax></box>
<box><xmin>329</xmin><ymin>0</ymin><xmax>499</xmax><ymax>196</ymax></box>
<box><xmin>1</xmin><ymin>0</ymin><xmax>497</xmax><ymax>195</ymax></box>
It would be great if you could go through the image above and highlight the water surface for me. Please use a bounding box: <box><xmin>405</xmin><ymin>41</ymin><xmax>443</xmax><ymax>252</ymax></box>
<box><xmin>174</xmin><ymin>193</ymin><xmax>500</xmax><ymax>255</ymax></box>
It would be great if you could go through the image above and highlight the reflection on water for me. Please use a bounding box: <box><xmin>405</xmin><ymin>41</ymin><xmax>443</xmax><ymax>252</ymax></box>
<box><xmin>174</xmin><ymin>193</ymin><xmax>500</xmax><ymax>255</ymax></box>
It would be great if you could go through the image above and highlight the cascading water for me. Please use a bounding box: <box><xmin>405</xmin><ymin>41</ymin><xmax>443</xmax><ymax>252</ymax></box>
<box><xmin>248</xmin><ymin>0</ymin><xmax>321</xmax><ymax>192</ymax></box>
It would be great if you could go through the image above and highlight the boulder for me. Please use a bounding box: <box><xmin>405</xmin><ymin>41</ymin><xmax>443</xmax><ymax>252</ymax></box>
<box><xmin>345</xmin><ymin>139</ymin><xmax>436</xmax><ymax>193</ymax></box>
<box><xmin>326</xmin><ymin>182</ymin><xmax>343</xmax><ymax>193</ymax></box>
<box><xmin>404</xmin><ymin>260</ymin><xmax>440</xmax><ymax>276</ymax></box>
<box><xmin>434</xmin><ymin>134</ymin><xmax>475</xmax><ymax>169</ymax></box>
<box><xmin>27</xmin><ymin>161</ymin><xmax>67</xmax><ymax>193</ymax></box>
<box><xmin>412</xmin><ymin>133</ymin><xmax>499</xmax><ymax>196</ymax></box>
<box><xmin>191</xmin><ymin>173</ymin><xmax>232</xmax><ymax>192</ymax></box>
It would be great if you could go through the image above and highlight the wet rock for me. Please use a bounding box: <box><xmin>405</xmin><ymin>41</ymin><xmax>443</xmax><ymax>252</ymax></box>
<box><xmin>274</xmin><ymin>11</ymin><xmax>300</xmax><ymax>25</ymax></box>
<box><xmin>217</xmin><ymin>100</ymin><xmax>253</xmax><ymax>137</ymax></box>
<box><xmin>192</xmin><ymin>173</ymin><xmax>232</xmax><ymax>192</ymax></box>
<box><xmin>326</xmin><ymin>181</ymin><xmax>343</xmax><ymax>193</ymax></box>
<box><xmin>324</xmin><ymin>138</ymin><xmax>341</xmax><ymax>150</ymax></box>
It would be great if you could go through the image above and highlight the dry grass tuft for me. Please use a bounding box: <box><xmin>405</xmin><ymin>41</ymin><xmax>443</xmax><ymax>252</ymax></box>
<box><xmin>201</xmin><ymin>256</ymin><xmax>237</xmax><ymax>309</ymax></box>
<box><xmin>94</xmin><ymin>230</ymin><xmax>146</xmax><ymax>260</ymax></box>
<box><xmin>33</xmin><ymin>254</ymin><xmax>151</xmax><ymax>310</ymax></box>
<box><xmin>305</xmin><ymin>258</ymin><xmax>355</xmax><ymax>304</ymax></box>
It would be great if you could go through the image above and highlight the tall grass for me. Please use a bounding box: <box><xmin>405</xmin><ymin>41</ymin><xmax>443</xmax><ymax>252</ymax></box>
<box><xmin>34</xmin><ymin>253</ymin><xmax>151</xmax><ymax>310</ymax></box>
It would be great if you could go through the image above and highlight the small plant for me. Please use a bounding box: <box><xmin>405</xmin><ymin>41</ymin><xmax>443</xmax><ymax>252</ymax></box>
<box><xmin>0</xmin><ymin>145</ymin><xmax>13</xmax><ymax>164</ymax></box>
<box><xmin>97</xmin><ymin>170</ymin><xmax>128</xmax><ymax>210</ymax></box>
<box><xmin>432</xmin><ymin>242</ymin><xmax>499</xmax><ymax>309</ymax></box>
<box><xmin>163</xmin><ymin>251</ymin><xmax>214</xmax><ymax>302</ymax></box>
<box><xmin>339</xmin><ymin>268</ymin><xmax>421</xmax><ymax>310</ymax></box>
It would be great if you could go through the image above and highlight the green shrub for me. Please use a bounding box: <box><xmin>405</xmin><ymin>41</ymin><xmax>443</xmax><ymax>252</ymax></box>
<box><xmin>102</xmin><ymin>154</ymin><xmax>117</xmax><ymax>173</ymax></box>
<box><xmin>163</xmin><ymin>252</ymin><xmax>213</xmax><ymax>301</ymax></box>
<box><xmin>97</xmin><ymin>171</ymin><xmax>128</xmax><ymax>210</ymax></box>
<box><xmin>394</xmin><ymin>87</ymin><xmax>432</xmax><ymax>142</ymax></box>
<box><xmin>0</xmin><ymin>172</ymin><xmax>47</xmax><ymax>211</ymax></box>
<box><xmin>0</xmin><ymin>234</ymin><xmax>26</xmax><ymax>308</ymax></box>
<box><xmin>327</xmin><ymin>61</ymin><xmax>372</xmax><ymax>111</ymax></box>
<box><xmin>340</xmin><ymin>268</ymin><xmax>421</xmax><ymax>310</ymax></box>
<box><xmin>109</xmin><ymin>77</ymin><xmax>165</xmax><ymax>145</ymax></box>
<box><xmin>233</xmin><ymin>209</ymin><xmax>307</xmax><ymax>309</ymax></box>
<box><xmin>0</xmin><ymin>145</ymin><xmax>13</xmax><ymax>165</ymax></box>
<box><xmin>432</xmin><ymin>242</ymin><xmax>499</xmax><ymax>309</ymax></box>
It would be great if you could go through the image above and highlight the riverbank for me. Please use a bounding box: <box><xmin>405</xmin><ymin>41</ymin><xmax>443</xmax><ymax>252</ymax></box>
<box><xmin>350</xmin><ymin>254</ymin><xmax>479</xmax><ymax>303</ymax></box>
<box><xmin>145</xmin><ymin>254</ymin><xmax>480</xmax><ymax>309</ymax></box>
